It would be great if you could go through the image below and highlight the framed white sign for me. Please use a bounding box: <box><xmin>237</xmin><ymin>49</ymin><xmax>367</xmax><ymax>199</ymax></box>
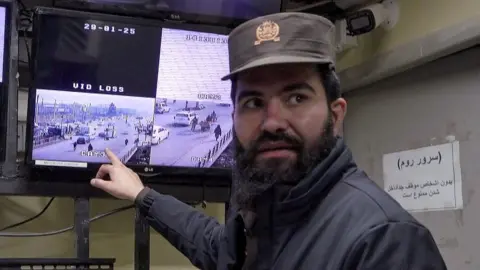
<box><xmin>382</xmin><ymin>142</ymin><xmax>462</xmax><ymax>212</ymax></box>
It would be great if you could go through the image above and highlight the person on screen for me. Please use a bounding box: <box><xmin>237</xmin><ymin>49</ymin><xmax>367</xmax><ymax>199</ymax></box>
<box><xmin>191</xmin><ymin>116</ymin><xmax>198</xmax><ymax>132</ymax></box>
<box><xmin>91</xmin><ymin>13</ymin><xmax>447</xmax><ymax>270</ymax></box>
<box><xmin>214</xmin><ymin>125</ymin><xmax>222</xmax><ymax>141</ymax></box>
<box><xmin>211</xmin><ymin>110</ymin><xmax>217</xmax><ymax>122</ymax></box>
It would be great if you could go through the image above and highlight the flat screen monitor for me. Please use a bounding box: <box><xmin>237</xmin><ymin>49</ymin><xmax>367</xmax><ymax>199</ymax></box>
<box><xmin>0</xmin><ymin>0</ymin><xmax>17</xmax><ymax>164</ymax></box>
<box><xmin>27</xmin><ymin>8</ymin><xmax>233</xmax><ymax>177</ymax></box>
<box><xmin>0</xmin><ymin>6</ymin><xmax>6</xmax><ymax>83</ymax></box>
<box><xmin>54</xmin><ymin>0</ymin><xmax>284</xmax><ymax>27</ymax></box>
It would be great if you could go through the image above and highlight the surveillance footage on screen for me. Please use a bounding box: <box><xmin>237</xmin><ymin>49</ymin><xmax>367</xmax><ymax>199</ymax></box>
<box><xmin>156</xmin><ymin>28</ymin><xmax>230</xmax><ymax>102</ymax></box>
<box><xmin>148</xmin><ymin>28</ymin><xmax>234</xmax><ymax>169</ymax></box>
<box><xmin>31</xmin><ymin>27</ymin><xmax>236</xmax><ymax>170</ymax></box>
<box><xmin>31</xmin><ymin>89</ymin><xmax>155</xmax><ymax>164</ymax></box>
<box><xmin>148</xmin><ymin>98</ymin><xmax>233</xmax><ymax>168</ymax></box>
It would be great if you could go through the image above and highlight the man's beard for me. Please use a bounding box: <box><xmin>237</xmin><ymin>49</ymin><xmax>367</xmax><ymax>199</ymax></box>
<box><xmin>232</xmin><ymin>114</ymin><xmax>338</xmax><ymax>210</ymax></box>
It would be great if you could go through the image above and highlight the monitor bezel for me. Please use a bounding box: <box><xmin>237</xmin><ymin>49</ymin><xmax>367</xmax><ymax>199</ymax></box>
<box><xmin>26</xmin><ymin>7</ymin><xmax>233</xmax><ymax>181</ymax></box>
<box><xmin>53</xmin><ymin>0</ymin><xmax>285</xmax><ymax>28</ymax></box>
<box><xmin>0</xmin><ymin>0</ymin><xmax>17</xmax><ymax>163</ymax></box>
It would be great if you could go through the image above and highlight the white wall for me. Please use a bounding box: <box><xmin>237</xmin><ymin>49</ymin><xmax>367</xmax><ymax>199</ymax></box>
<box><xmin>344</xmin><ymin>46</ymin><xmax>480</xmax><ymax>270</ymax></box>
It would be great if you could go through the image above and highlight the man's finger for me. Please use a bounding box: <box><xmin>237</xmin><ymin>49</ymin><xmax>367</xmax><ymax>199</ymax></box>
<box><xmin>91</xmin><ymin>178</ymin><xmax>114</xmax><ymax>193</ymax></box>
<box><xmin>96</xmin><ymin>164</ymin><xmax>113</xmax><ymax>179</ymax></box>
<box><xmin>105</xmin><ymin>148</ymin><xmax>123</xmax><ymax>166</ymax></box>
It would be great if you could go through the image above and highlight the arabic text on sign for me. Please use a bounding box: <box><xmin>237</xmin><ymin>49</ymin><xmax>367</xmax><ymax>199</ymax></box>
<box><xmin>387</xmin><ymin>180</ymin><xmax>453</xmax><ymax>200</ymax></box>
<box><xmin>397</xmin><ymin>151</ymin><xmax>442</xmax><ymax>171</ymax></box>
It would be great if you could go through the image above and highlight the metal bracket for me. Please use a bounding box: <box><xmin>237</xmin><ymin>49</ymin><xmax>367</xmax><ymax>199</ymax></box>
<box><xmin>134</xmin><ymin>207</ymin><xmax>150</xmax><ymax>270</ymax></box>
<box><xmin>74</xmin><ymin>197</ymin><xmax>90</xmax><ymax>259</ymax></box>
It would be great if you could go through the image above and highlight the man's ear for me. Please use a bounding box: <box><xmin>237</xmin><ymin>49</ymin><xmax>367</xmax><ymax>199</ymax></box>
<box><xmin>330</xmin><ymin>98</ymin><xmax>347</xmax><ymax>136</ymax></box>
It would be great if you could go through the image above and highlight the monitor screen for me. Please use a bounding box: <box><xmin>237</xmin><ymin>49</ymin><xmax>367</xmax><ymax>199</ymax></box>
<box><xmin>33</xmin><ymin>14</ymin><xmax>160</xmax><ymax>94</ymax></box>
<box><xmin>151</xmin><ymin>28</ymin><xmax>233</xmax><ymax>169</ymax></box>
<box><xmin>0</xmin><ymin>1</ymin><xmax>15</xmax><ymax>165</ymax></box>
<box><xmin>54</xmin><ymin>0</ymin><xmax>283</xmax><ymax>26</ymax></box>
<box><xmin>0</xmin><ymin>6</ymin><xmax>6</xmax><ymax>83</ymax></box>
<box><xmin>29</xmin><ymin>10</ymin><xmax>234</xmax><ymax>173</ymax></box>
<box><xmin>151</xmin><ymin>0</ymin><xmax>281</xmax><ymax>20</ymax></box>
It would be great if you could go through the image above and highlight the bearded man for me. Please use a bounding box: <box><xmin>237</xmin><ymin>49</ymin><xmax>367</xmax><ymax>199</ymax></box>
<box><xmin>92</xmin><ymin>12</ymin><xmax>447</xmax><ymax>270</ymax></box>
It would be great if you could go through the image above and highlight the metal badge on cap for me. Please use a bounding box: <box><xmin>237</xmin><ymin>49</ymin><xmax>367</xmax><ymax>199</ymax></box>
<box><xmin>254</xmin><ymin>20</ymin><xmax>280</xmax><ymax>46</ymax></box>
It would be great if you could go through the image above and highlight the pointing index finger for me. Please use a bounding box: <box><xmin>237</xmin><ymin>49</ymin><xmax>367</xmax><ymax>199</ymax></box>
<box><xmin>105</xmin><ymin>148</ymin><xmax>123</xmax><ymax>166</ymax></box>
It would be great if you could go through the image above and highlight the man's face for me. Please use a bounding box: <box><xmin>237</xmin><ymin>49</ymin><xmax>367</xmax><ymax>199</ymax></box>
<box><xmin>232</xmin><ymin>63</ymin><xmax>347</xmax><ymax>208</ymax></box>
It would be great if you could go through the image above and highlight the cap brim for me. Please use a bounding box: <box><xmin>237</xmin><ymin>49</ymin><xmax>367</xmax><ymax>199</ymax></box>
<box><xmin>221</xmin><ymin>55</ymin><xmax>333</xmax><ymax>81</ymax></box>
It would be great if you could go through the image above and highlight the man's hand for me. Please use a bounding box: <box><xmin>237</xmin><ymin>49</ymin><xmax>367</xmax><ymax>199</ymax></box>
<box><xmin>90</xmin><ymin>148</ymin><xmax>145</xmax><ymax>201</ymax></box>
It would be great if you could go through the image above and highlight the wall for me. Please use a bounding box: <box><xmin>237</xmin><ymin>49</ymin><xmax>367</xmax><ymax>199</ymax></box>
<box><xmin>337</xmin><ymin>0</ymin><xmax>480</xmax><ymax>91</ymax></box>
<box><xmin>0</xmin><ymin>196</ymin><xmax>225</xmax><ymax>269</ymax></box>
<box><xmin>338</xmin><ymin>0</ymin><xmax>480</xmax><ymax>69</ymax></box>
<box><xmin>344</xmin><ymin>46</ymin><xmax>480</xmax><ymax>269</ymax></box>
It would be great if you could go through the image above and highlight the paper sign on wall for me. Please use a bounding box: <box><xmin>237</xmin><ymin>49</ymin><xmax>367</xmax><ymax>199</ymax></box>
<box><xmin>382</xmin><ymin>141</ymin><xmax>463</xmax><ymax>212</ymax></box>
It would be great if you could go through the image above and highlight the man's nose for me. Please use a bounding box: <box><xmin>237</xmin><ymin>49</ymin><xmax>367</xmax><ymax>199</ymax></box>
<box><xmin>261</xmin><ymin>99</ymin><xmax>288</xmax><ymax>134</ymax></box>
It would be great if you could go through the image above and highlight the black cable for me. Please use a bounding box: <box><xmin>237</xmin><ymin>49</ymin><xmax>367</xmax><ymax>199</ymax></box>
<box><xmin>22</xmin><ymin>34</ymin><xmax>32</xmax><ymax>75</ymax></box>
<box><xmin>0</xmin><ymin>197</ymin><xmax>55</xmax><ymax>232</ymax></box>
<box><xmin>0</xmin><ymin>204</ymin><xmax>134</xmax><ymax>237</ymax></box>
<box><xmin>16</xmin><ymin>0</ymin><xmax>33</xmax><ymax>76</ymax></box>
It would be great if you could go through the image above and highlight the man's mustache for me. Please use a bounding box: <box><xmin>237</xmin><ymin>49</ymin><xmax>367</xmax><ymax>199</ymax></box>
<box><xmin>243</xmin><ymin>131</ymin><xmax>303</xmax><ymax>157</ymax></box>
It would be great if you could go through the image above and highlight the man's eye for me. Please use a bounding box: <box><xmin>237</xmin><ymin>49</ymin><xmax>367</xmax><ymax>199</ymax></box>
<box><xmin>287</xmin><ymin>94</ymin><xmax>307</xmax><ymax>105</ymax></box>
<box><xmin>243</xmin><ymin>98</ymin><xmax>263</xmax><ymax>109</ymax></box>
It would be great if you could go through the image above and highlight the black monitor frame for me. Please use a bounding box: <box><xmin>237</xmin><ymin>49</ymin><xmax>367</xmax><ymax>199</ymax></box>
<box><xmin>0</xmin><ymin>0</ymin><xmax>18</xmax><ymax>169</ymax></box>
<box><xmin>53</xmin><ymin>0</ymin><xmax>287</xmax><ymax>28</ymax></box>
<box><xmin>25</xmin><ymin>7</ymin><xmax>233</xmax><ymax>183</ymax></box>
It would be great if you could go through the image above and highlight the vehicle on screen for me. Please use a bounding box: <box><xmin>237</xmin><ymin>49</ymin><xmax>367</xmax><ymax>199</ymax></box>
<box><xmin>151</xmin><ymin>125</ymin><xmax>169</xmax><ymax>145</ymax></box>
<box><xmin>174</xmin><ymin>111</ymin><xmax>196</xmax><ymax>126</ymax></box>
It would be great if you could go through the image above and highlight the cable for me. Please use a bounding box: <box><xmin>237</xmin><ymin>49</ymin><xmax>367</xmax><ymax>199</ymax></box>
<box><xmin>0</xmin><ymin>197</ymin><xmax>55</xmax><ymax>231</ymax></box>
<box><xmin>0</xmin><ymin>204</ymin><xmax>134</xmax><ymax>237</ymax></box>
<box><xmin>22</xmin><ymin>32</ymin><xmax>31</xmax><ymax>69</ymax></box>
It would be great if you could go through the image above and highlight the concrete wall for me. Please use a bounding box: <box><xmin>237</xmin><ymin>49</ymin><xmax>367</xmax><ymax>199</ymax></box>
<box><xmin>0</xmin><ymin>196</ymin><xmax>224</xmax><ymax>269</ymax></box>
<box><xmin>337</xmin><ymin>0</ymin><xmax>480</xmax><ymax>91</ymax></box>
<box><xmin>338</xmin><ymin>0</ymin><xmax>480</xmax><ymax>70</ymax></box>
<box><xmin>344</xmin><ymin>46</ymin><xmax>480</xmax><ymax>270</ymax></box>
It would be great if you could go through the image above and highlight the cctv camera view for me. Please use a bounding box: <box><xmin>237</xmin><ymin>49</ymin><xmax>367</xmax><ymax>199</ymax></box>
<box><xmin>30</xmin><ymin>27</ymin><xmax>235</xmax><ymax>170</ymax></box>
<box><xmin>31</xmin><ymin>89</ymin><xmax>155</xmax><ymax>164</ymax></box>
<box><xmin>146</xmin><ymin>28</ymin><xmax>234</xmax><ymax>168</ymax></box>
<box><xmin>149</xmin><ymin>98</ymin><xmax>233</xmax><ymax>168</ymax></box>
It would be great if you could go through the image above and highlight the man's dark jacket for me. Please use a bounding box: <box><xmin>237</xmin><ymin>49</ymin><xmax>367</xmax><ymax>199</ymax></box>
<box><xmin>136</xmin><ymin>139</ymin><xmax>447</xmax><ymax>269</ymax></box>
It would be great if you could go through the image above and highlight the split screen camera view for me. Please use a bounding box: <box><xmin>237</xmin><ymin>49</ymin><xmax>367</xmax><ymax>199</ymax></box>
<box><xmin>31</xmin><ymin>23</ymin><xmax>234</xmax><ymax>169</ymax></box>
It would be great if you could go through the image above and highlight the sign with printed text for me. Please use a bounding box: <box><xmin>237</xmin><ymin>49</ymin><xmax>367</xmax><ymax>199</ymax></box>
<box><xmin>382</xmin><ymin>142</ymin><xmax>463</xmax><ymax>212</ymax></box>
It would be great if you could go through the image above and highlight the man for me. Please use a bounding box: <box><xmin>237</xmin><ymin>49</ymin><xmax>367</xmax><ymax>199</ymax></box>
<box><xmin>214</xmin><ymin>124</ymin><xmax>222</xmax><ymax>141</ymax></box>
<box><xmin>91</xmin><ymin>12</ymin><xmax>447</xmax><ymax>270</ymax></box>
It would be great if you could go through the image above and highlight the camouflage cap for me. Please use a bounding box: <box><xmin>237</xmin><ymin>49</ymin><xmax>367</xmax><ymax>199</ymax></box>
<box><xmin>222</xmin><ymin>12</ymin><xmax>336</xmax><ymax>81</ymax></box>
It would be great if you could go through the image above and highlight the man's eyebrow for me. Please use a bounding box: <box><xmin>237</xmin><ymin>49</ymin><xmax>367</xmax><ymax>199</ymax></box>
<box><xmin>282</xmin><ymin>83</ymin><xmax>315</xmax><ymax>94</ymax></box>
<box><xmin>236</xmin><ymin>83</ymin><xmax>316</xmax><ymax>102</ymax></box>
<box><xmin>236</xmin><ymin>90</ymin><xmax>262</xmax><ymax>102</ymax></box>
